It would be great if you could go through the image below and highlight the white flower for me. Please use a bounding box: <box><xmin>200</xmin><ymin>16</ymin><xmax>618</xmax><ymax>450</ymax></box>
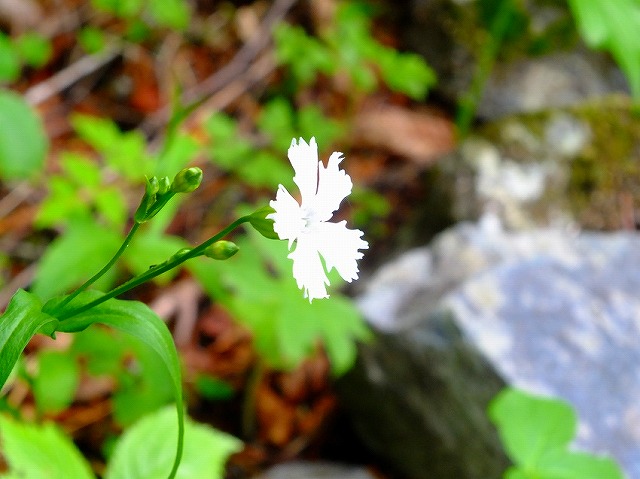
<box><xmin>268</xmin><ymin>137</ymin><xmax>369</xmax><ymax>302</ymax></box>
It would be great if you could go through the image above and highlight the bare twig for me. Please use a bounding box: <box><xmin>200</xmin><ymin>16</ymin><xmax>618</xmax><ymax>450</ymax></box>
<box><xmin>141</xmin><ymin>0</ymin><xmax>297</xmax><ymax>135</ymax></box>
<box><xmin>24</xmin><ymin>44</ymin><xmax>121</xmax><ymax>106</ymax></box>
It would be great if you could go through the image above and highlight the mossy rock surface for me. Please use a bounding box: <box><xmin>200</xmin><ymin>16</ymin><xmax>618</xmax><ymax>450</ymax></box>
<box><xmin>441</xmin><ymin>95</ymin><xmax>640</xmax><ymax>230</ymax></box>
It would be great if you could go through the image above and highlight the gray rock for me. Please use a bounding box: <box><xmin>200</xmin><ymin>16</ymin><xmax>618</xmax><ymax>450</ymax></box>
<box><xmin>433</xmin><ymin>98</ymin><xmax>640</xmax><ymax>231</ymax></box>
<box><xmin>405</xmin><ymin>0</ymin><xmax>628</xmax><ymax>119</ymax></box>
<box><xmin>339</xmin><ymin>218</ymin><xmax>640</xmax><ymax>478</ymax></box>
<box><xmin>255</xmin><ymin>461</ymin><xmax>375</xmax><ymax>479</ymax></box>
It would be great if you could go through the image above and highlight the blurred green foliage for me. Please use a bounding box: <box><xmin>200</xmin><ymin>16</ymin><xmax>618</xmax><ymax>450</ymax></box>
<box><xmin>0</xmin><ymin>90</ymin><xmax>48</xmax><ymax>180</ymax></box>
<box><xmin>274</xmin><ymin>2</ymin><xmax>436</xmax><ymax>99</ymax></box>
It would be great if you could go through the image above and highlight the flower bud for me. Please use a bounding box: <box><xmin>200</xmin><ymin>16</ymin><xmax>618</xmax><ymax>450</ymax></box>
<box><xmin>145</xmin><ymin>176</ymin><xmax>159</xmax><ymax>196</ymax></box>
<box><xmin>248</xmin><ymin>206</ymin><xmax>279</xmax><ymax>239</ymax></box>
<box><xmin>171</xmin><ymin>167</ymin><xmax>203</xmax><ymax>193</ymax></box>
<box><xmin>170</xmin><ymin>247</ymin><xmax>192</xmax><ymax>261</ymax></box>
<box><xmin>204</xmin><ymin>241</ymin><xmax>239</xmax><ymax>260</ymax></box>
<box><xmin>158</xmin><ymin>176</ymin><xmax>171</xmax><ymax>195</ymax></box>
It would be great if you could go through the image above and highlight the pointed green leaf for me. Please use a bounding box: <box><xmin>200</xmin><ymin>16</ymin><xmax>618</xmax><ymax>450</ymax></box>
<box><xmin>49</xmin><ymin>292</ymin><xmax>185</xmax><ymax>479</ymax></box>
<box><xmin>0</xmin><ymin>289</ymin><xmax>58</xmax><ymax>391</ymax></box>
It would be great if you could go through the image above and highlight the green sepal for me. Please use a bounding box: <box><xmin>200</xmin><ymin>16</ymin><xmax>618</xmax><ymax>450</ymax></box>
<box><xmin>248</xmin><ymin>206</ymin><xmax>278</xmax><ymax>240</ymax></box>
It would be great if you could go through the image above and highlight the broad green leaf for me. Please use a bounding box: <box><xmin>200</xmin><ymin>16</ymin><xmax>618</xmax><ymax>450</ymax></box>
<box><xmin>489</xmin><ymin>388</ymin><xmax>576</xmax><ymax>468</ymax></box>
<box><xmin>0</xmin><ymin>89</ymin><xmax>47</xmax><ymax>180</ymax></box>
<box><xmin>537</xmin><ymin>449</ymin><xmax>624</xmax><ymax>479</ymax></box>
<box><xmin>105</xmin><ymin>406</ymin><xmax>242</xmax><ymax>479</ymax></box>
<box><xmin>490</xmin><ymin>388</ymin><xmax>624</xmax><ymax>479</ymax></box>
<box><xmin>32</xmin><ymin>219</ymin><xmax>123</xmax><ymax>300</ymax></box>
<box><xmin>49</xmin><ymin>293</ymin><xmax>185</xmax><ymax>479</ymax></box>
<box><xmin>567</xmin><ymin>0</ymin><xmax>640</xmax><ymax>99</ymax></box>
<box><xmin>32</xmin><ymin>349</ymin><xmax>80</xmax><ymax>414</ymax></box>
<box><xmin>0</xmin><ymin>414</ymin><xmax>95</xmax><ymax>479</ymax></box>
<box><xmin>0</xmin><ymin>290</ymin><xmax>57</xmax><ymax>391</ymax></box>
<box><xmin>190</xmin><ymin>233</ymin><xmax>369</xmax><ymax>374</ymax></box>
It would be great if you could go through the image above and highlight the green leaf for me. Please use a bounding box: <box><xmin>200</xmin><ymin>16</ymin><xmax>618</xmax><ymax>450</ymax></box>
<box><xmin>0</xmin><ymin>290</ymin><xmax>58</xmax><ymax>392</ymax></box>
<box><xmin>376</xmin><ymin>50</ymin><xmax>436</xmax><ymax>100</ymax></box>
<box><xmin>32</xmin><ymin>219</ymin><xmax>124</xmax><ymax>300</ymax></box>
<box><xmin>105</xmin><ymin>406</ymin><xmax>242</xmax><ymax>479</ymax></box>
<box><xmin>0</xmin><ymin>414</ymin><xmax>95</xmax><ymax>479</ymax></box>
<box><xmin>190</xmin><ymin>233</ymin><xmax>369</xmax><ymax>374</ymax></box>
<box><xmin>147</xmin><ymin>0</ymin><xmax>190</xmax><ymax>31</ymax></box>
<box><xmin>32</xmin><ymin>350</ymin><xmax>80</xmax><ymax>414</ymax></box>
<box><xmin>257</xmin><ymin>98</ymin><xmax>296</xmax><ymax>151</ymax></box>
<box><xmin>195</xmin><ymin>375</ymin><xmax>234</xmax><ymax>400</ymax></box>
<box><xmin>567</xmin><ymin>0</ymin><xmax>640</xmax><ymax>99</ymax></box>
<box><xmin>536</xmin><ymin>449</ymin><xmax>624</xmax><ymax>479</ymax></box>
<box><xmin>15</xmin><ymin>32</ymin><xmax>52</xmax><ymax>68</ymax></box>
<box><xmin>78</xmin><ymin>26</ymin><xmax>106</xmax><ymax>54</ymax></box>
<box><xmin>298</xmin><ymin>105</ymin><xmax>342</xmax><ymax>147</ymax></box>
<box><xmin>0</xmin><ymin>34</ymin><xmax>20</xmax><ymax>83</ymax></box>
<box><xmin>71</xmin><ymin>114</ymin><xmax>152</xmax><ymax>179</ymax></box>
<box><xmin>489</xmin><ymin>388</ymin><xmax>624</xmax><ymax>479</ymax></box>
<box><xmin>0</xmin><ymin>89</ymin><xmax>47</xmax><ymax>180</ymax></box>
<box><xmin>489</xmin><ymin>388</ymin><xmax>576</xmax><ymax>468</ymax></box>
<box><xmin>50</xmin><ymin>292</ymin><xmax>185</xmax><ymax>479</ymax></box>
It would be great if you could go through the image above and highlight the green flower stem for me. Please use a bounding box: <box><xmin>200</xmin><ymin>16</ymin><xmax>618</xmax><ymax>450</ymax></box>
<box><xmin>58</xmin><ymin>216</ymin><xmax>252</xmax><ymax>321</ymax></box>
<box><xmin>54</xmin><ymin>222</ymin><xmax>142</xmax><ymax>313</ymax></box>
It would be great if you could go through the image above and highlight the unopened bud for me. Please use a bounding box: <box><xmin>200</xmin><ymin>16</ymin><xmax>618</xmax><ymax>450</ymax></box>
<box><xmin>248</xmin><ymin>206</ymin><xmax>278</xmax><ymax>240</ymax></box>
<box><xmin>145</xmin><ymin>176</ymin><xmax>159</xmax><ymax>196</ymax></box>
<box><xmin>170</xmin><ymin>247</ymin><xmax>192</xmax><ymax>261</ymax></box>
<box><xmin>171</xmin><ymin>167</ymin><xmax>203</xmax><ymax>193</ymax></box>
<box><xmin>158</xmin><ymin>176</ymin><xmax>171</xmax><ymax>195</ymax></box>
<box><xmin>204</xmin><ymin>241</ymin><xmax>239</xmax><ymax>260</ymax></box>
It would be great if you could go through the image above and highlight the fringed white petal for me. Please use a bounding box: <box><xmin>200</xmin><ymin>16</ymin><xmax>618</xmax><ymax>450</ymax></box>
<box><xmin>288</xmin><ymin>137</ymin><xmax>319</xmax><ymax>209</ymax></box>
<box><xmin>312</xmin><ymin>152</ymin><xmax>353</xmax><ymax>222</ymax></box>
<box><xmin>288</xmin><ymin>233</ymin><xmax>330</xmax><ymax>302</ymax></box>
<box><xmin>313</xmin><ymin>221</ymin><xmax>368</xmax><ymax>283</ymax></box>
<box><xmin>268</xmin><ymin>185</ymin><xmax>304</xmax><ymax>249</ymax></box>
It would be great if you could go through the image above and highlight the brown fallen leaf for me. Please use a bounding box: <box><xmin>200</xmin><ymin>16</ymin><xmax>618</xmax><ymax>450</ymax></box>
<box><xmin>353</xmin><ymin>104</ymin><xmax>456</xmax><ymax>165</ymax></box>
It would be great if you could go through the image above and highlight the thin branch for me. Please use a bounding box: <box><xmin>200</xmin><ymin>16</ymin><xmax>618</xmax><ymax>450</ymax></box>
<box><xmin>24</xmin><ymin>44</ymin><xmax>121</xmax><ymax>106</ymax></box>
<box><xmin>141</xmin><ymin>0</ymin><xmax>298</xmax><ymax>135</ymax></box>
